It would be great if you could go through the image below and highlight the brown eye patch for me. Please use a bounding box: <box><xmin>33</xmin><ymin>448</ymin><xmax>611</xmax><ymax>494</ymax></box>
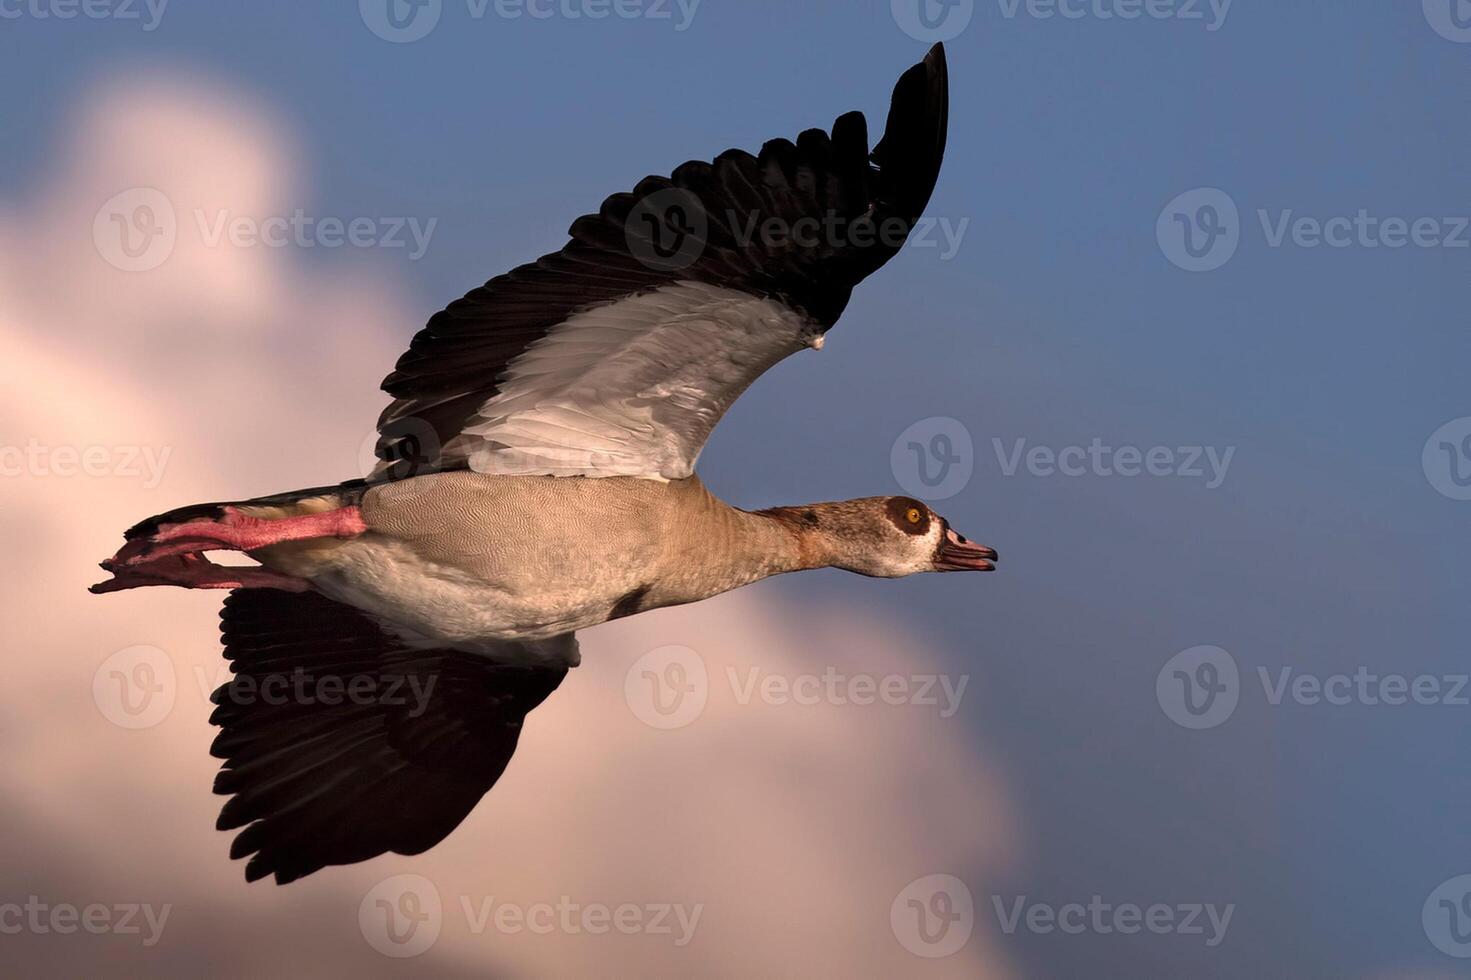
<box><xmin>884</xmin><ymin>497</ymin><xmax>931</xmax><ymax>535</ymax></box>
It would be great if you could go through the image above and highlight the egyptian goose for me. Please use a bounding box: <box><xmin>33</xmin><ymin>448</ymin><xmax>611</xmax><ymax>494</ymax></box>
<box><xmin>92</xmin><ymin>43</ymin><xmax>995</xmax><ymax>883</ymax></box>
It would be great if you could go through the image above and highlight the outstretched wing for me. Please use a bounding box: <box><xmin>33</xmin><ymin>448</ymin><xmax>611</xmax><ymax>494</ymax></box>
<box><xmin>374</xmin><ymin>43</ymin><xmax>949</xmax><ymax>481</ymax></box>
<box><xmin>211</xmin><ymin>588</ymin><xmax>571</xmax><ymax>884</ymax></box>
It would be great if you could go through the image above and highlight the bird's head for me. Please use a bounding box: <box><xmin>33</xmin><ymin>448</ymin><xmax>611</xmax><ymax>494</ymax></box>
<box><xmin>766</xmin><ymin>496</ymin><xmax>997</xmax><ymax>578</ymax></box>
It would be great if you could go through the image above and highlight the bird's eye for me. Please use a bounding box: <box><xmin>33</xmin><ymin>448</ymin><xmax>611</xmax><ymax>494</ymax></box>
<box><xmin>905</xmin><ymin>507</ymin><xmax>922</xmax><ymax>524</ymax></box>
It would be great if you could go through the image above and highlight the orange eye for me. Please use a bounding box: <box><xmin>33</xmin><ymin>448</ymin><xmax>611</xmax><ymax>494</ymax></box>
<box><xmin>906</xmin><ymin>507</ymin><xmax>922</xmax><ymax>524</ymax></box>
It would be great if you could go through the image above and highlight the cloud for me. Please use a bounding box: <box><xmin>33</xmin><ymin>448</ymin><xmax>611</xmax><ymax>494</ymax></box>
<box><xmin>0</xmin><ymin>72</ymin><xmax>1017</xmax><ymax>977</ymax></box>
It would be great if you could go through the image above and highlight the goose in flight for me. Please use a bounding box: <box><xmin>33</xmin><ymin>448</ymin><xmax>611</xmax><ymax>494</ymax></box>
<box><xmin>92</xmin><ymin>43</ymin><xmax>995</xmax><ymax>884</ymax></box>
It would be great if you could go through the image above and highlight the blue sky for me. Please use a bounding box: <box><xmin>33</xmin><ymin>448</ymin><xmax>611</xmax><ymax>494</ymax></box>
<box><xmin>3</xmin><ymin>1</ymin><xmax>1468</xmax><ymax>975</ymax></box>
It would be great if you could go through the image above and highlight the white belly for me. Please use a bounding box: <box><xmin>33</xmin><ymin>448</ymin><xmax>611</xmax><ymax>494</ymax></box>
<box><xmin>300</xmin><ymin>536</ymin><xmax>608</xmax><ymax>665</ymax></box>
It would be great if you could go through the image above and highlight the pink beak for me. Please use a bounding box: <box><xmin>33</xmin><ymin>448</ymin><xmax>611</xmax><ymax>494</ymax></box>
<box><xmin>934</xmin><ymin>525</ymin><xmax>998</xmax><ymax>572</ymax></box>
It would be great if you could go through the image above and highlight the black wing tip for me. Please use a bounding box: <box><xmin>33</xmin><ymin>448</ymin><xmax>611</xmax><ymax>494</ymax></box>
<box><xmin>241</xmin><ymin>852</ymin><xmax>310</xmax><ymax>886</ymax></box>
<box><xmin>869</xmin><ymin>41</ymin><xmax>950</xmax><ymax>226</ymax></box>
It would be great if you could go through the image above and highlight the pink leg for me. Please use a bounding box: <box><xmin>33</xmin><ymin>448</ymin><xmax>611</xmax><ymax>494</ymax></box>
<box><xmin>92</xmin><ymin>505</ymin><xmax>367</xmax><ymax>594</ymax></box>
<box><xmin>105</xmin><ymin>506</ymin><xmax>368</xmax><ymax>569</ymax></box>
<box><xmin>90</xmin><ymin>554</ymin><xmax>311</xmax><ymax>593</ymax></box>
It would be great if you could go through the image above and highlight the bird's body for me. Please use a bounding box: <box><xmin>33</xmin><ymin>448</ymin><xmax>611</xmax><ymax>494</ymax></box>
<box><xmin>255</xmin><ymin>472</ymin><xmax>800</xmax><ymax>655</ymax></box>
<box><xmin>90</xmin><ymin>43</ymin><xmax>994</xmax><ymax>883</ymax></box>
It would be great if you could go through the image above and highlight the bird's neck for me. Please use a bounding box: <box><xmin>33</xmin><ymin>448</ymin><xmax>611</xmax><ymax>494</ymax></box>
<box><xmin>655</xmin><ymin>484</ymin><xmax>844</xmax><ymax>603</ymax></box>
<box><xmin>742</xmin><ymin>503</ymin><xmax>849</xmax><ymax>574</ymax></box>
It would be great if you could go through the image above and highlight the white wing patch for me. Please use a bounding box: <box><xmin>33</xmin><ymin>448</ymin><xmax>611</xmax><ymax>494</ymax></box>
<box><xmin>445</xmin><ymin>281</ymin><xmax>822</xmax><ymax>480</ymax></box>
